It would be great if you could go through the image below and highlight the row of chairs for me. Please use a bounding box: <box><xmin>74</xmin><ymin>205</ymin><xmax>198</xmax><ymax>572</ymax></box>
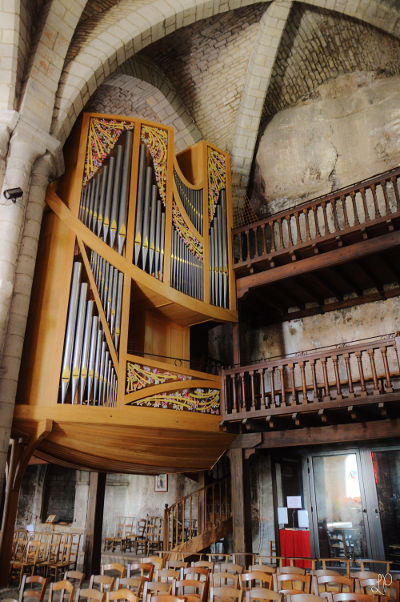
<box><xmin>104</xmin><ymin>517</ymin><xmax>163</xmax><ymax>555</ymax></box>
<box><xmin>91</xmin><ymin>560</ymin><xmax>399</xmax><ymax>602</ymax></box>
<box><xmin>10</xmin><ymin>531</ymin><xmax>81</xmax><ymax>584</ymax></box>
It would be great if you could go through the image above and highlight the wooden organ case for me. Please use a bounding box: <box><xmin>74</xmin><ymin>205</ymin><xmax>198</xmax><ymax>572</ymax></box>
<box><xmin>14</xmin><ymin>114</ymin><xmax>236</xmax><ymax>474</ymax></box>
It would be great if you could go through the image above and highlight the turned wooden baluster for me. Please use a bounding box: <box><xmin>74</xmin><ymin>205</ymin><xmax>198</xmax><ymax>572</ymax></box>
<box><xmin>258</xmin><ymin>368</ymin><xmax>266</xmax><ymax>408</ymax></box>
<box><xmin>370</xmin><ymin>183</ymin><xmax>381</xmax><ymax>218</ymax></box>
<box><xmin>175</xmin><ymin>504</ymin><xmax>179</xmax><ymax>546</ymax></box>
<box><xmin>237</xmin><ymin>233</ymin><xmax>244</xmax><ymax>262</ymax></box>
<box><xmin>341</xmin><ymin>195</ymin><xmax>350</xmax><ymax>228</ymax></box>
<box><xmin>343</xmin><ymin>353</ymin><xmax>354</xmax><ymax>397</ymax></box>
<box><xmin>332</xmin><ymin>354</ymin><xmax>343</xmax><ymax>400</ymax></box>
<box><xmin>368</xmin><ymin>348</ymin><xmax>380</xmax><ymax>394</ymax></box>
<box><xmin>381</xmin><ymin>180</ymin><xmax>391</xmax><ymax>215</ymax></box>
<box><xmin>278</xmin><ymin>218</ymin><xmax>284</xmax><ymax>250</ymax></box>
<box><xmin>312</xmin><ymin>205</ymin><xmax>321</xmax><ymax>237</ymax></box>
<box><xmin>279</xmin><ymin>365</ymin><xmax>286</xmax><ymax>406</ymax></box>
<box><xmin>321</xmin><ymin>357</ymin><xmax>331</xmax><ymax>400</ymax></box>
<box><xmin>391</xmin><ymin>175</ymin><xmax>400</xmax><ymax>206</ymax></box>
<box><xmin>355</xmin><ymin>351</ymin><xmax>367</xmax><ymax>396</ymax></box>
<box><xmin>231</xmin><ymin>373</ymin><xmax>237</xmax><ymax>413</ymax></box>
<box><xmin>240</xmin><ymin>372</ymin><xmax>246</xmax><ymax>410</ymax></box>
<box><xmin>261</xmin><ymin>223</ymin><xmax>267</xmax><ymax>256</ymax></box>
<box><xmin>350</xmin><ymin>191</ymin><xmax>360</xmax><ymax>225</ymax></box>
<box><xmin>299</xmin><ymin>361</ymin><xmax>308</xmax><ymax>403</ymax></box>
<box><xmin>287</xmin><ymin>215</ymin><xmax>294</xmax><ymax>247</ymax></box>
<box><xmin>304</xmin><ymin>209</ymin><xmax>311</xmax><ymax>241</ymax></box>
<box><xmin>181</xmin><ymin>498</ymin><xmax>185</xmax><ymax>544</ymax></box>
<box><xmin>332</xmin><ymin>199</ymin><xmax>341</xmax><ymax>232</ymax></box>
<box><xmin>252</xmin><ymin>226</ymin><xmax>258</xmax><ymax>259</ymax></box>
<box><xmin>295</xmin><ymin>210</ymin><xmax>302</xmax><ymax>244</ymax></box>
<box><xmin>360</xmin><ymin>187</ymin><xmax>370</xmax><ymax>221</ymax></box>
<box><xmin>380</xmin><ymin>346</ymin><xmax>393</xmax><ymax>392</ymax></box>
<box><xmin>310</xmin><ymin>359</ymin><xmax>319</xmax><ymax>401</ymax></box>
<box><xmin>269</xmin><ymin>367</ymin><xmax>276</xmax><ymax>408</ymax></box>
<box><xmin>269</xmin><ymin>220</ymin><xmax>276</xmax><ymax>253</ymax></box>
<box><xmin>245</xmin><ymin>230</ymin><xmax>251</xmax><ymax>261</ymax></box>
<box><xmin>250</xmin><ymin>370</ymin><xmax>256</xmax><ymax>411</ymax></box>
<box><xmin>289</xmin><ymin>363</ymin><xmax>297</xmax><ymax>405</ymax></box>
<box><xmin>322</xmin><ymin>200</ymin><xmax>330</xmax><ymax>234</ymax></box>
<box><xmin>189</xmin><ymin>495</ymin><xmax>193</xmax><ymax>539</ymax></box>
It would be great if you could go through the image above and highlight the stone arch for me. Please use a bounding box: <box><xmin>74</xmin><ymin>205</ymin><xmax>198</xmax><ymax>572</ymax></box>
<box><xmin>51</xmin><ymin>0</ymin><xmax>400</xmax><ymax>146</ymax></box>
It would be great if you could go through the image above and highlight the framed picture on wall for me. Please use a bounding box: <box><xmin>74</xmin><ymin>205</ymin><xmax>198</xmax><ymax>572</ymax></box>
<box><xmin>155</xmin><ymin>474</ymin><xmax>168</xmax><ymax>492</ymax></box>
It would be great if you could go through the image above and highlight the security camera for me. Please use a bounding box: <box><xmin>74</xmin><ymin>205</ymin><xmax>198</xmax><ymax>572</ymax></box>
<box><xmin>4</xmin><ymin>187</ymin><xmax>23</xmax><ymax>202</ymax></box>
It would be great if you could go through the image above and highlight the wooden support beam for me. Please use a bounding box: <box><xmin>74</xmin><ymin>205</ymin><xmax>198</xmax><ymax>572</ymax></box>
<box><xmin>258</xmin><ymin>418</ymin><xmax>400</xmax><ymax>448</ymax></box>
<box><xmin>329</xmin><ymin>265</ymin><xmax>361</xmax><ymax>296</ymax></box>
<box><xmin>318</xmin><ymin>409</ymin><xmax>327</xmax><ymax>423</ymax></box>
<box><xmin>236</xmin><ymin>230</ymin><xmax>400</xmax><ymax>298</ymax></box>
<box><xmin>310</xmin><ymin>272</ymin><xmax>343</xmax><ymax>300</ymax></box>
<box><xmin>356</xmin><ymin>259</ymin><xmax>383</xmax><ymax>292</ymax></box>
<box><xmin>84</xmin><ymin>471</ymin><xmax>106</xmax><ymax>575</ymax></box>
<box><xmin>228</xmin><ymin>449</ymin><xmax>252</xmax><ymax>555</ymax></box>
<box><xmin>229</xmin><ymin>433</ymin><xmax>262</xmax><ymax>449</ymax></box>
<box><xmin>0</xmin><ymin>420</ymin><xmax>53</xmax><ymax>586</ymax></box>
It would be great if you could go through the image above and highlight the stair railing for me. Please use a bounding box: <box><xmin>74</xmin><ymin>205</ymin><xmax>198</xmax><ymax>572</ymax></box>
<box><xmin>233</xmin><ymin>165</ymin><xmax>400</xmax><ymax>270</ymax></box>
<box><xmin>163</xmin><ymin>476</ymin><xmax>231</xmax><ymax>551</ymax></box>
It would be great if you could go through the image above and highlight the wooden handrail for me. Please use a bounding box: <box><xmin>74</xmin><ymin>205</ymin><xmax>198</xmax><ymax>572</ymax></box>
<box><xmin>221</xmin><ymin>332</ymin><xmax>400</xmax><ymax>419</ymax></box>
<box><xmin>233</xmin><ymin>165</ymin><xmax>400</xmax><ymax>270</ymax></box>
<box><xmin>163</xmin><ymin>476</ymin><xmax>231</xmax><ymax>551</ymax></box>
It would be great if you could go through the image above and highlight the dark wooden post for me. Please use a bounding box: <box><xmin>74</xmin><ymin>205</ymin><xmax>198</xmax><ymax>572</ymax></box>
<box><xmin>228</xmin><ymin>448</ymin><xmax>252</xmax><ymax>558</ymax></box>
<box><xmin>84</xmin><ymin>471</ymin><xmax>106</xmax><ymax>575</ymax></box>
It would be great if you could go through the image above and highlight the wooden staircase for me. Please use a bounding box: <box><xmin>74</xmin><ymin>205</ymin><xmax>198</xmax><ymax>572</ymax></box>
<box><xmin>163</xmin><ymin>476</ymin><xmax>232</xmax><ymax>555</ymax></box>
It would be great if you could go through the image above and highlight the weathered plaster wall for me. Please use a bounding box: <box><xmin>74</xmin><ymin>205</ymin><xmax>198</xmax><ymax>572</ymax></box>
<box><xmin>254</xmin><ymin>73</ymin><xmax>400</xmax><ymax>212</ymax></box>
<box><xmin>249</xmin><ymin>454</ymin><xmax>275</xmax><ymax>555</ymax></box>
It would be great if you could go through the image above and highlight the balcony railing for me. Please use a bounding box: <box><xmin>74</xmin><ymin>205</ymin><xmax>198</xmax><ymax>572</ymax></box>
<box><xmin>233</xmin><ymin>166</ymin><xmax>400</xmax><ymax>276</ymax></box>
<box><xmin>221</xmin><ymin>332</ymin><xmax>400</xmax><ymax>422</ymax></box>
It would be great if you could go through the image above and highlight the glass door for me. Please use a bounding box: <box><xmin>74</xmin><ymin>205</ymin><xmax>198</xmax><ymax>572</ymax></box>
<box><xmin>308</xmin><ymin>452</ymin><xmax>371</xmax><ymax>559</ymax></box>
<box><xmin>361</xmin><ymin>448</ymin><xmax>400</xmax><ymax>569</ymax></box>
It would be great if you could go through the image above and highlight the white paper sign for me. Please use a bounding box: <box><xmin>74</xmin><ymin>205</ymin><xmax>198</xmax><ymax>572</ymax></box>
<box><xmin>298</xmin><ymin>509</ymin><xmax>309</xmax><ymax>529</ymax></box>
<box><xmin>287</xmin><ymin>495</ymin><xmax>302</xmax><ymax>509</ymax></box>
<box><xmin>277</xmin><ymin>507</ymin><xmax>288</xmax><ymax>525</ymax></box>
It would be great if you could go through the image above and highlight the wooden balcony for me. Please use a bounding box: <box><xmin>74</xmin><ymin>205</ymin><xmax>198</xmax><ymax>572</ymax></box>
<box><xmin>233</xmin><ymin>167</ymin><xmax>400</xmax><ymax>323</ymax></box>
<box><xmin>221</xmin><ymin>331</ymin><xmax>400</xmax><ymax>432</ymax></box>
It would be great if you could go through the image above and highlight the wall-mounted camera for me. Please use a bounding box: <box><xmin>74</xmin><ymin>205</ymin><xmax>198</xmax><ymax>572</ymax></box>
<box><xmin>4</xmin><ymin>187</ymin><xmax>23</xmax><ymax>202</ymax></box>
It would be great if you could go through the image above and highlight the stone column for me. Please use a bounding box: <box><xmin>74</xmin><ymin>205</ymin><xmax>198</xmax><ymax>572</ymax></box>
<box><xmin>0</xmin><ymin>122</ymin><xmax>63</xmax><ymax>512</ymax></box>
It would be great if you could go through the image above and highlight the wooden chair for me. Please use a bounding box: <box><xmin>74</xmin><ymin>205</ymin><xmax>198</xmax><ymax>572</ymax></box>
<box><xmin>18</xmin><ymin>575</ymin><xmax>48</xmax><ymax>602</ymax></box>
<box><xmin>155</xmin><ymin>569</ymin><xmax>180</xmax><ymax>583</ymax></box>
<box><xmin>332</xmin><ymin>592</ymin><xmax>376</xmax><ymax>602</ymax></box>
<box><xmin>116</xmin><ymin>577</ymin><xmax>148</xmax><ymax>597</ymax></box>
<box><xmin>68</xmin><ymin>534</ymin><xmax>82</xmax><ymax>571</ymax></box>
<box><xmin>75</xmin><ymin>589</ymin><xmax>105</xmax><ymax>602</ymax></box>
<box><xmin>276</xmin><ymin>573</ymin><xmax>312</xmax><ymax>596</ymax></box>
<box><xmin>144</xmin><ymin>556</ymin><xmax>165</xmax><ymax>570</ymax></box>
<box><xmin>211</xmin><ymin>573</ymin><xmax>240</xmax><ymax>588</ymax></box>
<box><xmin>172</xmin><ymin>579</ymin><xmax>206</xmax><ymax>602</ymax></box>
<box><xmin>209</xmin><ymin>587</ymin><xmax>243</xmax><ymax>602</ymax></box>
<box><xmin>277</xmin><ymin>567</ymin><xmax>306</xmax><ymax>576</ymax></box>
<box><xmin>132</xmin><ymin>519</ymin><xmax>149</xmax><ymax>554</ymax></box>
<box><xmin>180</xmin><ymin>568</ymin><xmax>209</xmax><ymax>582</ymax></box>
<box><xmin>241</xmin><ymin>572</ymin><xmax>274</xmax><ymax>593</ymax></box>
<box><xmin>12</xmin><ymin>541</ymin><xmax>42</xmax><ymax>584</ymax></box>
<box><xmin>359</xmin><ymin>580</ymin><xmax>383</xmax><ymax>597</ymax></box>
<box><xmin>143</xmin><ymin>581</ymin><xmax>171</xmax><ymax>602</ymax></box>
<box><xmin>49</xmin><ymin>580</ymin><xmax>75</xmax><ymax>602</ymax></box>
<box><xmin>317</xmin><ymin>576</ymin><xmax>355</xmax><ymax>596</ymax></box>
<box><xmin>166</xmin><ymin>561</ymin><xmax>188</xmax><ymax>570</ymax></box>
<box><xmin>247</xmin><ymin>590</ymin><xmax>281</xmax><ymax>602</ymax></box>
<box><xmin>311</xmin><ymin>572</ymin><xmax>342</xmax><ymax>596</ymax></box>
<box><xmin>89</xmin><ymin>576</ymin><xmax>116</xmax><ymax>593</ymax></box>
<box><xmin>290</xmin><ymin>595</ymin><xmax>327</xmax><ymax>602</ymax></box>
<box><xmin>250</xmin><ymin>567</ymin><xmax>275</xmax><ymax>576</ymax></box>
<box><xmin>215</xmin><ymin>564</ymin><xmax>244</xmax><ymax>575</ymax></box>
<box><xmin>150</xmin><ymin>597</ymin><xmax>186</xmax><ymax>602</ymax></box>
<box><xmin>65</xmin><ymin>571</ymin><xmax>85</xmax><ymax>589</ymax></box>
<box><xmin>106</xmin><ymin>590</ymin><xmax>138</xmax><ymax>602</ymax></box>
<box><xmin>191</xmin><ymin>561</ymin><xmax>214</xmax><ymax>571</ymax></box>
<box><xmin>102</xmin><ymin>563</ymin><xmax>126</xmax><ymax>579</ymax></box>
<box><xmin>48</xmin><ymin>544</ymin><xmax>72</xmax><ymax>581</ymax></box>
<box><xmin>128</xmin><ymin>563</ymin><xmax>155</xmax><ymax>581</ymax></box>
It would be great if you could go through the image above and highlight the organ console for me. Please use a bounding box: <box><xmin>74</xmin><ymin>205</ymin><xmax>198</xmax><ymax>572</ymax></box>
<box><xmin>13</xmin><ymin>114</ymin><xmax>236</xmax><ymax>473</ymax></box>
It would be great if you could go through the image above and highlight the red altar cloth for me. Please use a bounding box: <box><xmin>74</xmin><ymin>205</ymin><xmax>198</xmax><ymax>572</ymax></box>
<box><xmin>279</xmin><ymin>528</ymin><xmax>312</xmax><ymax>568</ymax></box>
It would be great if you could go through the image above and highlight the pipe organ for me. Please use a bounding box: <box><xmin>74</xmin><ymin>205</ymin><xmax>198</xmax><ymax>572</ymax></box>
<box><xmin>14</xmin><ymin>114</ymin><xmax>236</xmax><ymax>474</ymax></box>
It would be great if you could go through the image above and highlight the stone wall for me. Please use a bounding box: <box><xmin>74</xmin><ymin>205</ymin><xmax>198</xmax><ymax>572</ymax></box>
<box><xmin>254</xmin><ymin>72</ymin><xmax>400</xmax><ymax>213</ymax></box>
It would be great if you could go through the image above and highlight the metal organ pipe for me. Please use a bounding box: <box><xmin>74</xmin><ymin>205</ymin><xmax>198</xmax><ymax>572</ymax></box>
<box><xmin>59</xmin><ymin>261</ymin><xmax>118</xmax><ymax>406</ymax></box>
